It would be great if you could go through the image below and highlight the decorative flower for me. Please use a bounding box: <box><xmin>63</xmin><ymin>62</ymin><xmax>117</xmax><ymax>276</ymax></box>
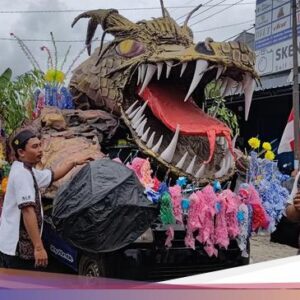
<box><xmin>181</xmin><ymin>198</ymin><xmax>190</xmax><ymax>210</ymax></box>
<box><xmin>238</xmin><ymin>188</ymin><xmax>249</xmax><ymax>202</ymax></box>
<box><xmin>176</xmin><ymin>176</ymin><xmax>187</xmax><ymax>187</ymax></box>
<box><xmin>262</xmin><ymin>142</ymin><xmax>272</xmax><ymax>151</ymax></box>
<box><xmin>158</xmin><ymin>182</ymin><xmax>169</xmax><ymax>194</ymax></box>
<box><xmin>237</xmin><ymin>210</ymin><xmax>245</xmax><ymax>222</ymax></box>
<box><xmin>213</xmin><ymin>180</ymin><xmax>221</xmax><ymax>193</ymax></box>
<box><xmin>1</xmin><ymin>177</ymin><xmax>8</xmax><ymax>194</ymax></box>
<box><xmin>44</xmin><ymin>69</ymin><xmax>65</xmax><ymax>84</ymax></box>
<box><xmin>265</xmin><ymin>150</ymin><xmax>275</xmax><ymax>161</ymax></box>
<box><xmin>215</xmin><ymin>201</ymin><xmax>221</xmax><ymax>213</ymax></box>
<box><xmin>152</xmin><ymin>177</ymin><xmax>161</xmax><ymax>192</ymax></box>
<box><xmin>248</xmin><ymin>137</ymin><xmax>260</xmax><ymax>149</ymax></box>
<box><xmin>126</xmin><ymin>157</ymin><xmax>154</xmax><ymax>188</ymax></box>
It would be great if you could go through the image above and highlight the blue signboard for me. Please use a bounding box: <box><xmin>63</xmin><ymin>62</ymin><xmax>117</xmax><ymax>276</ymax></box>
<box><xmin>255</xmin><ymin>0</ymin><xmax>300</xmax><ymax>75</ymax></box>
<box><xmin>255</xmin><ymin>0</ymin><xmax>292</xmax><ymax>50</ymax></box>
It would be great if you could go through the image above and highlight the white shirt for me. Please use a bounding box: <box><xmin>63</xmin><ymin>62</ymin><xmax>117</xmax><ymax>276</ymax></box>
<box><xmin>0</xmin><ymin>161</ymin><xmax>52</xmax><ymax>256</ymax></box>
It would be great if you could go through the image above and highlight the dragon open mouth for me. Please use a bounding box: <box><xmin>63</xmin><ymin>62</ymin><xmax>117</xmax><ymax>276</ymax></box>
<box><xmin>70</xmin><ymin>7</ymin><xmax>257</xmax><ymax>183</ymax></box>
<box><xmin>121</xmin><ymin>59</ymin><xmax>254</xmax><ymax>182</ymax></box>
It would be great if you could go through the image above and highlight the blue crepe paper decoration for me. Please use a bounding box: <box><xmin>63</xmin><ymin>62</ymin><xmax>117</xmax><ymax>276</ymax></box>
<box><xmin>144</xmin><ymin>188</ymin><xmax>161</xmax><ymax>204</ymax></box>
<box><xmin>158</xmin><ymin>182</ymin><xmax>169</xmax><ymax>194</ymax></box>
<box><xmin>248</xmin><ymin>152</ymin><xmax>290</xmax><ymax>232</ymax></box>
<box><xmin>181</xmin><ymin>198</ymin><xmax>190</xmax><ymax>211</ymax></box>
<box><xmin>213</xmin><ymin>180</ymin><xmax>222</xmax><ymax>193</ymax></box>
<box><xmin>237</xmin><ymin>210</ymin><xmax>245</xmax><ymax>222</ymax></box>
<box><xmin>215</xmin><ymin>201</ymin><xmax>221</xmax><ymax>214</ymax></box>
<box><xmin>176</xmin><ymin>176</ymin><xmax>187</xmax><ymax>187</ymax></box>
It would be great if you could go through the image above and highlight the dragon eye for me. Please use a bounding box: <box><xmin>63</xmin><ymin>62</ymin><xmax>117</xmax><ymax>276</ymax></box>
<box><xmin>195</xmin><ymin>42</ymin><xmax>214</xmax><ymax>55</ymax></box>
<box><xmin>116</xmin><ymin>40</ymin><xmax>145</xmax><ymax>58</ymax></box>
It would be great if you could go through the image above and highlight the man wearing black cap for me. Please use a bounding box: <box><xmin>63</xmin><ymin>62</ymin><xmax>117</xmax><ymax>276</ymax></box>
<box><xmin>0</xmin><ymin>129</ymin><xmax>93</xmax><ymax>270</ymax></box>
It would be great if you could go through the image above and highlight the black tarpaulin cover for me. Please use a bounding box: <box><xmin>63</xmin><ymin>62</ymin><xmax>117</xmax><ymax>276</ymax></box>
<box><xmin>52</xmin><ymin>159</ymin><xmax>158</xmax><ymax>253</ymax></box>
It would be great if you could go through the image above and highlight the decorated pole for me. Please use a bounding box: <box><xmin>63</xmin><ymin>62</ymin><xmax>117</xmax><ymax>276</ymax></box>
<box><xmin>292</xmin><ymin>0</ymin><xmax>300</xmax><ymax>170</ymax></box>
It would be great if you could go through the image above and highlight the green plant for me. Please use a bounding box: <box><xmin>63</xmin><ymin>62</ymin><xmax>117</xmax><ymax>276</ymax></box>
<box><xmin>0</xmin><ymin>69</ymin><xmax>45</xmax><ymax>134</ymax></box>
<box><xmin>204</xmin><ymin>81</ymin><xmax>240</xmax><ymax>137</ymax></box>
<box><xmin>0</xmin><ymin>32</ymin><xmax>88</xmax><ymax>135</ymax></box>
<box><xmin>0</xmin><ymin>68</ymin><xmax>12</xmax><ymax>89</ymax></box>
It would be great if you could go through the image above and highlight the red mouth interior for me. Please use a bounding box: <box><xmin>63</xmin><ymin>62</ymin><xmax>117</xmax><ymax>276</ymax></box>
<box><xmin>139</xmin><ymin>82</ymin><xmax>230</xmax><ymax>135</ymax></box>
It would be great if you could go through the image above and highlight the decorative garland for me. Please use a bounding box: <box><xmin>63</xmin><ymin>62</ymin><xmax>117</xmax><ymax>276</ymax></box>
<box><xmin>0</xmin><ymin>136</ymin><xmax>291</xmax><ymax>257</ymax></box>
<box><xmin>125</xmin><ymin>149</ymin><xmax>291</xmax><ymax>258</ymax></box>
<box><xmin>247</xmin><ymin>137</ymin><xmax>290</xmax><ymax>233</ymax></box>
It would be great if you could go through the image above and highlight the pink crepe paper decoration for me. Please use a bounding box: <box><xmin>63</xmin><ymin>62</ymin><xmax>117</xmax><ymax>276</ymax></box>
<box><xmin>198</xmin><ymin>186</ymin><xmax>217</xmax><ymax>256</ymax></box>
<box><xmin>214</xmin><ymin>193</ymin><xmax>229</xmax><ymax>249</ymax></box>
<box><xmin>126</xmin><ymin>157</ymin><xmax>154</xmax><ymax>188</ymax></box>
<box><xmin>165</xmin><ymin>226</ymin><xmax>175</xmax><ymax>248</ymax></box>
<box><xmin>169</xmin><ymin>185</ymin><xmax>183</xmax><ymax>225</ymax></box>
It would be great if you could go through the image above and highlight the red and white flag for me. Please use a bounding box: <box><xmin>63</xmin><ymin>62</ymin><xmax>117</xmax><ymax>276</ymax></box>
<box><xmin>278</xmin><ymin>110</ymin><xmax>295</xmax><ymax>154</ymax></box>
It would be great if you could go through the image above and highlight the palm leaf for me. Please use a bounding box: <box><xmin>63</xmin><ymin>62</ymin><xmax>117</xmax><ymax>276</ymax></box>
<box><xmin>0</xmin><ymin>68</ymin><xmax>12</xmax><ymax>88</ymax></box>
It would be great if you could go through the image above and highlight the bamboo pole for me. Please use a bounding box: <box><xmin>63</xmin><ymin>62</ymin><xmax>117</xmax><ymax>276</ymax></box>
<box><xmin>292</xmin><ymin>0</ymin><xmax>300</xmax><ymax>169</ymax></box>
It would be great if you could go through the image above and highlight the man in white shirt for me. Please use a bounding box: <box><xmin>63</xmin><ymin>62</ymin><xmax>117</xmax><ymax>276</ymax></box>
<box><xmin>0</xmin><ymin>130</ymin><xmax>93</xmax><ymax>270</ymax></box>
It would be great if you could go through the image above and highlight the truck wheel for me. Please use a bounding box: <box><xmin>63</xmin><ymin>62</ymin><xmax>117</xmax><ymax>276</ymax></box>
<box><xmin>78</xmin><ymin>255</ymin><xmax>105</xmax><ymax>277</ymax></box>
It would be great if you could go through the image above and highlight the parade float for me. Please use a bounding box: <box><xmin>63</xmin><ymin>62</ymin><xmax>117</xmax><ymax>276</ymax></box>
<box><xmin>0</xmin><ymin>2</ymin><xmax>292</xmax><ymax>280</ymax></box>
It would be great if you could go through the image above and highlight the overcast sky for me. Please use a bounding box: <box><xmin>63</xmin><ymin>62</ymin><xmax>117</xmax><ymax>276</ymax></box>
<box><xmin>0</xmin><ymin>0</ymin><xmax>256</xmax><ymax>79</ymax></box>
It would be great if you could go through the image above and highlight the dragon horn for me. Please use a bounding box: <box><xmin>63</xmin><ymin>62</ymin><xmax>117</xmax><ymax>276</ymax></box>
<box><xmin>86</xmin><ymin>18</ymin><xmax>98</xmax><ymax>55</ymax></box>
<box><xmin>159</xmin><ymin>0</ymin><xmax>170</xmax><ymax>18</ymax></box>
<box><xmin>72</xmin><ymin>9</ymin><xmax>137</xmax><ymax>54</ymax></box>
<box><xmin>183</xmin><ymin>4</ymin><xmax>203</xmax><ymax>28</ymax></box>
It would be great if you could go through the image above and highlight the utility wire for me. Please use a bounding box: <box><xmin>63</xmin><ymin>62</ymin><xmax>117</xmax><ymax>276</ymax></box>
<box><xmin>178</xmin><ymin>0</ymin><xmax>228</xmax><ymax>25</ymax></box>
<box><xmin>0</xmin><ymin>3</ymin><xmax>257</xmax><ymax>14</ymax></box>
<box><xmin>0</xmin><ymin>37</ymin><xmax>104</xmax><ymax>43</ymax></box>
<box><xmin>0</xmin><ymin>19</ymin><xmax>255</xmax><ymax>43</ymax></box>
<box><xmin>222</xmin><ymin>25</ymin><xmax>255</xmax><ymax>41</ymax></box>
<box><xmin>190</xmin><ymin>0</ymin><xmax>246</xmax><ymax>27</ymax></box>
<box><xmin>0</xmin><ymin>7</ymin><xmax>198</xmax><ymax>13</ymax></box>
<box><xmin>167</xmin><ymin>0</ymin><xmax>199</xmax><ymax>14</ymax></box>
<box><xmin>175</xmin><ymin>0</ymin><xmax>216</xmax><ymax>22</ymax></box>
<box><xmin>193</xmin><ymin>19</ymin><xmax>254</xmax><ymax>33</ymax></box>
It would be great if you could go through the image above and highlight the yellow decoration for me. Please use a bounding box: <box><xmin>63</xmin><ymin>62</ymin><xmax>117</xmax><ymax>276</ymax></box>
<box><xmin>265</xmin><ymin>150</ymin><xmax>275</xmax><ymax>161</ymax></box>
<box><xmin>248</xmin><ymin>137</ymin><xmax>260</xmax><ymax>149</ymax></box>
<box><xmin>1</xmin><ymin>177</ymin><xmax>8</xmax><ymax>194</ymax></box>
<box><xmin>117</xmin><ymin>139</ymin><xmax>128</xmax><ymax>146</ymax></box>
<box><xmin>0</xmin><ymin>144</ymin><xmax>5</xmax><ymax>167</ymax></box>
<box><xmin>44</xmin><ymin>69</ymin><xmax>65</xmax><ymax>84</ymax></box>
<box><xmin>0</xmin><ymin>144</ymin><xmax>4</xmax><ymax>158</ymax></box>
<box><xmin>262</xmin><ymin>142</ymin><xmax>272</xmax><ymax>151</ymax></box>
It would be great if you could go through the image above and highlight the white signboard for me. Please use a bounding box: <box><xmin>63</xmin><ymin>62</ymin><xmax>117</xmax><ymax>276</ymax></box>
<box><xmin>256</xmin><ymin>39</ymin><xmax>300</xmax><ymax>75</ymax></box>
<box><xmin>255</xmin><ymin>0</ymin><xmax>300</xmax><ymax>75</ymax></box>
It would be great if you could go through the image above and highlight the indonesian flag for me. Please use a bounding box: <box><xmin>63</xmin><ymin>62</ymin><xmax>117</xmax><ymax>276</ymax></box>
<box><xmin>278</xmin><ymin>110</ymin><xmax>295</xmax><ymax>154</ymax></box>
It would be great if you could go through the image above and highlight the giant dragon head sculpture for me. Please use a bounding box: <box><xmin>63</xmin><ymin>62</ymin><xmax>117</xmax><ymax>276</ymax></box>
<box><xmin>70</xmin><ymin>5</ymin><xmax>258</xmax><ymax>184</ymax></box>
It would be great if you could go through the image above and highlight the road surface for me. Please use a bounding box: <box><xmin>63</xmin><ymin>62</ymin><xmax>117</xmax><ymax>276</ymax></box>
<box><xmin>250</xmin><ymin>233</ymin><xmax>298</xmax><ymax>263</ymax></box>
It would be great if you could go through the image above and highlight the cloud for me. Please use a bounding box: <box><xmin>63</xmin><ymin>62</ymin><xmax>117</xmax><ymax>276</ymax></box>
<box><xmin>0</xmin><ymin>0</ymin><xmax>90</xmax><ymax>77</ymax></box>
<box><xmin>0</xmin><ymin>0</ymin><xmax>255</xmax><ymax>78</ymax></box>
